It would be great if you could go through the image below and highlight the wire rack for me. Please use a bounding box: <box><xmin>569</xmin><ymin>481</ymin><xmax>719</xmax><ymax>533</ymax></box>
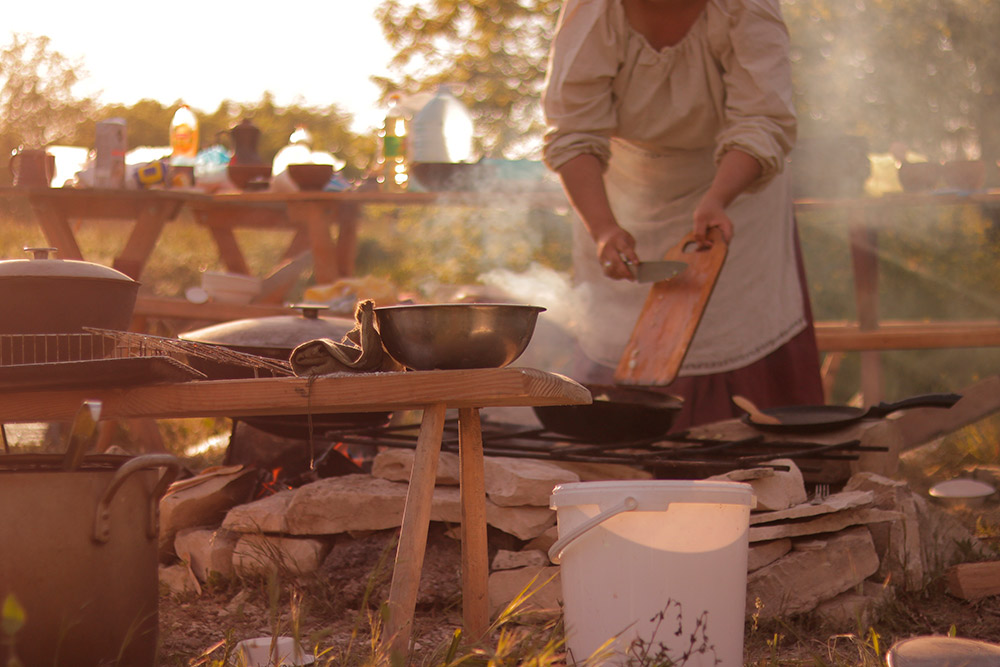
<box><xmin>0</xmin><ymin>328</ymin><xmax>294</xmax><ymax>377</ymax></box>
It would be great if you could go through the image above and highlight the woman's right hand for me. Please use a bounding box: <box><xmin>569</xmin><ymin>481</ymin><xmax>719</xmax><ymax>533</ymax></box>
<box><xmin>595</xmin><ymin>226</ymin><xmax>640</xmax><ymax>280</ymax></box>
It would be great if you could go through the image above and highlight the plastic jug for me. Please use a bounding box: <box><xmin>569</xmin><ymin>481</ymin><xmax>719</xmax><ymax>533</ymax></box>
<box><xmin>410</xmin><ymin>84</ymin><xmax>475</xmax><ymax>164</ymax></box>
<box><xmin>169</xmin><ymin>104</ymin><xmax>200</xmax><ymax>166</ymax></box>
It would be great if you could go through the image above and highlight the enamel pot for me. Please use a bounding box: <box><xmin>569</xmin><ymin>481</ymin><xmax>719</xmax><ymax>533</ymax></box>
<box><xmin>0</xmin><ymin>247</ymin><xmax>139</xmax><ymax>339</ymax></box>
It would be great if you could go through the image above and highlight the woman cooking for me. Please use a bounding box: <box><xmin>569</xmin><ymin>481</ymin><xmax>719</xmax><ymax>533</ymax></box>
<box><xmin>541</xmin><ymin>0</ymin><xmax>825</xmax><ymax>429</ymax></box>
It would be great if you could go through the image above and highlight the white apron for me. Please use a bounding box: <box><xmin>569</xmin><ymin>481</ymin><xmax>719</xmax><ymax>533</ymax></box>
<box><xmin>573</xmin><ymin>139</ymin><xmax>807</xmax><ymax>377</ymax></box>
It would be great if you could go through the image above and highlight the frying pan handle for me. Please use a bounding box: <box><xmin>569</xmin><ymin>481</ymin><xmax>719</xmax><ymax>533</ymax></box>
<box><xmin>870</xmin><ymin>392</ymin><xmax>962</xmax><ymax>418</ymax></box>
<box><xmin>547</xmin><ymin>496</ymin><xmax>640</xmax><ymax>565</ymax></box>
<box><xmin>93</xmin><ymin>454</ymin><xmax>181</xmax><ymax>544</ymax></box>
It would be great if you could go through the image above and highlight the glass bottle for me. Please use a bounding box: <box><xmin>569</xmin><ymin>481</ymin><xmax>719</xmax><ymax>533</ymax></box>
<box><xmin>380</xmin><ymin>94</ymin><xmax>409</xmax><ymax>191</ymax></box>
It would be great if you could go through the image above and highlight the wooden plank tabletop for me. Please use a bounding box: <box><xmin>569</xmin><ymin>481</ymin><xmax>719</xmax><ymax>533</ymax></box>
<box><xmin>0</xmin><ymin>367</ymin><xmax>591</xmax><ymax>423</ymax></box>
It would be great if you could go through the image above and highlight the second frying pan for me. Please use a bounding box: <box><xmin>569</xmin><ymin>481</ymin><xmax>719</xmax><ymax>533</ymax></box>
<box><xmin>741</xmin><ymin>393</ymin><xmax>962</xmax><ymax>433</ymax></box>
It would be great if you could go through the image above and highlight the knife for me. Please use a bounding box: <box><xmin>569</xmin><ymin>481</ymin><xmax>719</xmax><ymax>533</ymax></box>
<box><xmin>626</xmin><ymin>260</ymin><xmax>688</xmax><ymax>283</ymax></box>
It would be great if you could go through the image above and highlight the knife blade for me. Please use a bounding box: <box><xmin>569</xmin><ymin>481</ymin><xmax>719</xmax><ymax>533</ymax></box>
<box><xmin>626</xmin><ymin>260</ymin><xmax>688</xmax><ymax>283</ymax></box>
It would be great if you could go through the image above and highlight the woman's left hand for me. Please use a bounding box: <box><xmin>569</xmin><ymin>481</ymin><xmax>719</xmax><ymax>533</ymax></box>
<box><xmin>692</xmin><ymin>194</ymin><xmax>734</xmax><ymax>247</ymax></box>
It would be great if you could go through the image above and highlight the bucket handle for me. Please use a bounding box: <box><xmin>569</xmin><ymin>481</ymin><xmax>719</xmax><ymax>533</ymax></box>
<box><xmin>93</xmin><ymin>454</ymin><xmax>181</xmax><ymax>544</ymax></box>
<box><xmin>548</xmin><ymin>496</ymin><xmax>640</xmax><ymax>565</ymax></box>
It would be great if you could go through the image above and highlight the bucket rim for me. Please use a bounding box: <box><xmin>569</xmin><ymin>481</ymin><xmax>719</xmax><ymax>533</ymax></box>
<box><xmin>549</xmin><ymin>479</ymin><xmax>755</xmax><ymax>509</ymax></box>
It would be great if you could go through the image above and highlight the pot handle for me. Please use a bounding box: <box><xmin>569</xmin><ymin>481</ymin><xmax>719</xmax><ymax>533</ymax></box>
<box><xmin>547</xmin><ymin>495</ymin><xmax>640</xmax><ymax>565</ymax></box>
<box><xmin>93</xmin><ymin>454</ymin><xmax>181</xmax><ymax>544</ymax></box>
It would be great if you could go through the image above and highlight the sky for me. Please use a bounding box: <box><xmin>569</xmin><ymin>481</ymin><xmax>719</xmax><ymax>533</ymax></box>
<box><xmin>5</xmin><ymin>0</ymin><xmax>395</xmax><ymax>135</ymax></box>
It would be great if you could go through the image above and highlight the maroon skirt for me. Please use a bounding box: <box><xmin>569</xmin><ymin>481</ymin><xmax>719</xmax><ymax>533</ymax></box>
<box><xmin>572</xmin><ymin>223</ymin><xmax>825</xmax><ymax>431</ymax></box>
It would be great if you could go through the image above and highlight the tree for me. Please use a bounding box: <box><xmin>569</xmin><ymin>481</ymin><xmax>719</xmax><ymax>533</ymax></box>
<box><xmin>0</xmin><ymin>33</ymin><xmax>97</xmax><ymax>184</ymax></box>
<box><xmin>374</xmin><ymin>0</ymin><xmax>562</xmax><ymax>158</ymax></box>
<box><xmin>0</xmin><ymin>33</ymin><xmax>94</xmax><ymax>146</ymax></box>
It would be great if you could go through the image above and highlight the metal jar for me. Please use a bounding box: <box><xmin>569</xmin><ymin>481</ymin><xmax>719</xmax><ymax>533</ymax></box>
<box><xmin>0</xmin><ymin>454</ymin><xmax>179</xmax><ymax>666</ymax></box>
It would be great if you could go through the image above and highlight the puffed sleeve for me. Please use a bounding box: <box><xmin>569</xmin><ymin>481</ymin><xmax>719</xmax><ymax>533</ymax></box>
<box><xmin>711</xmin><ymin>0</ymin><xmax>797</xmax><ymax>188</ymax></box>
<box><xmin>541</xmin><ymin>0</ymin><xmax>622</xmax><ymax>172</ymax></box>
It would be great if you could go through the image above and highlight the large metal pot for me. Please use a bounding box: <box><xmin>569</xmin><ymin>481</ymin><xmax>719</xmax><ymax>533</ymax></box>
<box><xmin>178</xmin><ymin>304</ymin><xmax>356</xmax><ymax>379</ymax></box>
<box><xmin>0</xmin><ymin>453</ymin><xmax>179</xmax><ymax>666</ymax></box>
<box><xmin>0</xmin><ymin>247</ymin><xmax>140</xmax><ymax>336</ymax></box>
<box><xmin>178</xmin><ymin>305</ymin><xmax>391</xmax><ymax>438</ymax></box>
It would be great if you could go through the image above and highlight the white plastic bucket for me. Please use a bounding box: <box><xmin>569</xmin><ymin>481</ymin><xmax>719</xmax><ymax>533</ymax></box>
<box><xmin>549</xmin><ymin>480</ymin><xmax>755</xmax><ymax>666</ymax></box>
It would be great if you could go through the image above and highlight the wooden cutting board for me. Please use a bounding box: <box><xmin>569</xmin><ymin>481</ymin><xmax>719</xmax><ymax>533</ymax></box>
<box><xmin>614</xmin><ymin>228</ymin><xmax>728</xmax><ymax>386</ymax></box>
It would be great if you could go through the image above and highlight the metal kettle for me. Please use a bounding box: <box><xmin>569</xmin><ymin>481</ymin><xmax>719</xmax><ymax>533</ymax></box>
<box><xmin>228</xmin><ymin>117</ymin><xmax>263</xmax><ymax>166</ymax></box>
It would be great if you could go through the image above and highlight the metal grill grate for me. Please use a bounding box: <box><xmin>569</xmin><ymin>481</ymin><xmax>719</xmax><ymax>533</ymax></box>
<box><xmin>0</xmin><ymin>329</ymin><xmax>294</xmax><ymax>377</ymax></box>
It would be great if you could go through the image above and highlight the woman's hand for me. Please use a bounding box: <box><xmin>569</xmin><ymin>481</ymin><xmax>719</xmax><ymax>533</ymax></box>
<box><xmin>692</xmin><ymin>193</ymin><xmax>734</xmax><ymax>247</ymax></box>
<box><xmin>556</xmin><ymin>154</ymin><xmax>640</xmax><ymax>280</ymax></box>
<box><xmin>692</xmin><ymin>149</ymin><xmax>762</xmax><ymax>247</ymax></box>
<box><xmin>595</xmin><ymin>226</ymin><xmax>640</xmax><ymax>280</ymax></box>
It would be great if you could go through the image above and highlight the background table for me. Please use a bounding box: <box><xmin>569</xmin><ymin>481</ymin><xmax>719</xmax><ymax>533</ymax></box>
<box><xmin>0</xmin><ymin>187</ymin><xmax>198</xmax><ymax>279</ymax></box>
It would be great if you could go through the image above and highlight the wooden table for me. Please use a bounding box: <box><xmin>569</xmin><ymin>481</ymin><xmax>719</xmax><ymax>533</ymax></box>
<box><xmin>188</xmin><ymin>189</ymin><xmax>568</xmax><ymax>303</ymax></box>
<box><xmin>0</xmin><ymin>367</ymin><xmax>590</xmax><ymax>658</ymax></box>
<box><xmin>0</xmin><ymin>187</ymin><xmax>198</xmax><ymax>279</ymax></box>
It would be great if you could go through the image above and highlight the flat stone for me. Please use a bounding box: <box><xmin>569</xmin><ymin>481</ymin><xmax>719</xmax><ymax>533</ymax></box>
<box><xmin>845</xmin><ymin>473</ymin><xmax>925</xmax><ymax>589</ymax></box>
<box><xmin>232</xmin><ymin>534</ymin><xmax>330</xmax><ymax>577</ymax></box>
<box><xmin>750</xmin><ymin>490</ymin><xmax>874</xmax><ymax>525</ymax></box>
<box><xmin>371</xmin><ymin>449</ymin><xmax>580</xmax><ymax>506</ymax></box>
<box><xmin>225</xmin><ymin>474</ymin><xmax>556</xmax><ymax>541</ymax></box>
<box><xmin>747</xmin><ymin>526</ymin><xmax>880</xmax><ymax>618</ymax></box>
<box><xmin>749</xmin><ymin>506</ymin><xmax>903</xmax><ymax>543</ymax></box>
<box><xmin>221</xmin><ymin>490</ymin><xmax>294</xmax><ymax>534</ymax></box>
<box><xmin>523</xmin><ymin>525</ymin><xmax>559</xmax><ymax>555</ymax></box>
<box><xmin>711</xmin><ymin>459</ymin><xmax>807</xmax><ymax>511</ymax></box>
<box><xmin>371</xmin><ymin>448</ymin><xmax>460</xmax><ymax>485</ymax></box>
<box><xmin>492</xmin><ymin>549</ymin><xmax>550</xmax><ymax>571</ymax></box>
<box><xmin>430</xmin><ymin>485</ymin><xmax>557</xmax><ymax>540</ymax></box>
<box><xmin>748</xmin><ymin>538</ymin><xmax>792</xmax><ymax>572</ymax></box>
<box><xmin>548</xmin><ymin>461</ymin><xmax>653</xmax><ymax>482</ymax></box>
<box><xmin>174</xmin><ymin>526</ymin><xmax>240</xmax><ymax>582</ymax></box>
<box><xmin>159</xmin><ymin>466</ymin><xmax>259</xmax><ymax>559</ymax></box>
<box><xmin>483</xmin><ymin>457</ymin><xmax>579</xmax><ymax>507</ymax></box>
<box><xmin>488</xmin><ymin>565</ymin><xmax>562</xmax><ymax>619</ymax></box>
<box><xmin>159</xmin><ymin>563</ymin><xmax>201</xmax><ymax>596</ymax></box>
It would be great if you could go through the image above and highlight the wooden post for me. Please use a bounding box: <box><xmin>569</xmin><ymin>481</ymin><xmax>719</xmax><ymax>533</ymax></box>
<box><xmin>848</xmin><ymin>214</ymin><xmax>882</xmax><ymax>403</ymax></box>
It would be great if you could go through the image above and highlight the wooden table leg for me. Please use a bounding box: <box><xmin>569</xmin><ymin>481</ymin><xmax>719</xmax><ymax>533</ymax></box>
<box><xmin>29</xmin><ymin>200</ymin><xmax>83</xmax><ymax>259</ymax></box>
<box><xmin>333</xmin><ymin>202</ymin><xmax>359</xmax><ymax>278</ymax></box>
<box><xmin>288</xmin><ymin>201</ymin><xmax>340</xmax><ymax>285</ymax></box>
<box><xmin>848</xmin><ymin>217</ymin><xmax>883</xmax><ymax>403</ymax></box>
<box><xmin>386</xmin><ymin>403</ymin><xmax>446</xmax><ymax>659</ymax></box>
<box><xmin>113</xmin><ymin>202</ymin><xmax>173</xmax><ymax>279</ymax></box>
<box><xmin>191</xmin><ymin>209</ymin><xmax>252</xmax><ymax>275</ymax></box>
<box><xmin>458</xmin><ymin>407</ymin><xmax>490</xmax><ymax>643</ymax></box>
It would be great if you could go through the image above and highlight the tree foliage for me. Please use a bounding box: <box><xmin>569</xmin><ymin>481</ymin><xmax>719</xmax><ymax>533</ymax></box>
<box><xmin>374</xmin><ymin>0</ymin><xmax>562</xmax><ymax>159</ymax></box>
<box><xmin>373</xmin><ymin>0</ymin><xmax>1000</xmax><ymax>168</ymax></box>
<box><xmin>0</xmin><ymin>33</ymin><xmax>96</xmax><ymax>184</ymax></box>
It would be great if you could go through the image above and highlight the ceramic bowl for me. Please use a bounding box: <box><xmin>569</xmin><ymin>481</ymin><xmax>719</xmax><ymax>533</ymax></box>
<box><xmin>227</xmin><ymin>163</ymin><xmax>272</xmax><ymax>190</ymax></box>
<box><xmin>287</xmin><ymin>163</ymin><xmax>333</xmax><ymax>191</ymax></box>
<box><xmin>897</xmin><ymin>162</ymin><xmax>942</xmax><ymax>192</ymax></box>
<box><xmin>941</xmin><ymin>160</ymin><xmax>986</xmax><ymax>191</ymax></box>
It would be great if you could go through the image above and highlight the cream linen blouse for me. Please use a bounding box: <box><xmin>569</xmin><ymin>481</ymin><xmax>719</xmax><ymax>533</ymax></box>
<box><xmin>542</xmin><ymin>0</ymin><xmax>808</xmax><ymax>377</ymax></box>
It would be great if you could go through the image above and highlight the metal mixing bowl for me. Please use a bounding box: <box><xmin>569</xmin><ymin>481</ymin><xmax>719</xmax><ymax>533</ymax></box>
<box><xmin>374</xmin><ymin>303</ymin><xmax>545</xmax><ymax>370</ymax></box>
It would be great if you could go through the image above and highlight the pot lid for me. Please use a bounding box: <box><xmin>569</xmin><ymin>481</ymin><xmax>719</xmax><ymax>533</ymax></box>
<box><xmin>178</xmin><ymin>304</ymin><xmax>355</xmax><ymax>350</ymax></box>
<box><xmin>0</xmin><ymin>247</ymin><xmax>138</xmax><ymax>283</ymax></box>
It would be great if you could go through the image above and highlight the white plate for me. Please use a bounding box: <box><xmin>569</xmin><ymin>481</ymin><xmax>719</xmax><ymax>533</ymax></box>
<box><xmin>929</xmin><ymin>478</ymin><xmax>995</xmax><ymax>500</ymax></box>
